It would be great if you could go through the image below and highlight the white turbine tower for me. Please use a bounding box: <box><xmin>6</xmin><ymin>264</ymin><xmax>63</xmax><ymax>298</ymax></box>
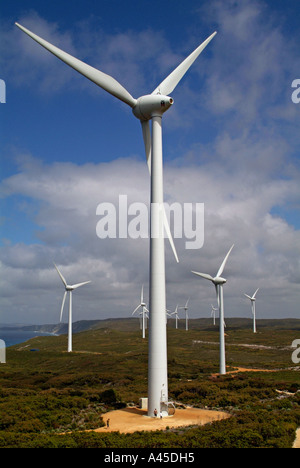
<box><xmin>171</xmin><ymin>305</ymin><xmax>180</xmax><ymax>329</ymax></box>
<box><xmin>179</xmin><ymin>298</ymin><xmax>190</xmax><ymax>331</ymax></box>
<box><xmin>54</xmin><ymin>263</ymin><xmax>91</xmax><ymax>352</ymax></box>
<box><xmin>132</xmin><ymin>285</ymin><xmax>149</xmax><ymax>339</ymax></box>
<box><xmin>192</xmin><ymin>245</ymin><xmax>234</xmax><ymax>375</ymax></box>
<box><xmin>15</xmin><ymin>22</ymin><xmax>216</xmax><ymax>417</ymax></box>
<box><xmin>211</xmin><ymin>304</ymin><xmax>218</xmax><ymax>326</ymax></box>
<box><xmin>244</xmin><ymin>288</ymin><xmax>259</xmax><ymax>333</ymax></box>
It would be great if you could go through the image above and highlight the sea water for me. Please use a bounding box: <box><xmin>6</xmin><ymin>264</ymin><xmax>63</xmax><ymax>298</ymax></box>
<box><xmin>0</xmin><ymin>329</ymin><xmax>55</xmax><ymax>348</ymax></box>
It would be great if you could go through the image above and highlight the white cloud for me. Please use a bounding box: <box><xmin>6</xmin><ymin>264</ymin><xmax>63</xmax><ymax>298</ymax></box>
<box><xmin>0</xmin><ymin>151</ymin><xmax>299</xmax><ymax>323</ymax></box>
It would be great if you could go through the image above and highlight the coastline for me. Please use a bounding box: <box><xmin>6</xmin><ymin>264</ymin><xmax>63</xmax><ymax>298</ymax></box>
<box><xmin>0</xmin><ymin>328</ymin><xmax>57</xmax><ymax>348</ymax></box>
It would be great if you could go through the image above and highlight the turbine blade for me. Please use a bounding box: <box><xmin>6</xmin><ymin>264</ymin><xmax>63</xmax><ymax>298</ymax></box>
<box><xmin>185</xmin><ymin>298</ymin><xmax>190</xmax><ymax>308</ymax></box>
<box><xmin>140</xmin><ymin>120</ymin><xmax>178</xmax><ymax>263</ymax></box>
<box><xmin>216</xmin><ymin>244</ymin><xmax>234</xmax><ymax>278</ymax></box>
<box><xmin>141</xmin><ymin>285</ymin><xmax>144</xmax><ymax>303</ymax></box>
<box><xmin>54</xmin><ymin>263</ymin><xmax>67</xmax><ymax>287</ymax></box>
<box><xmin>60</xmin><ymin>291</ymin><xmax>67</xmax><ymax>322</ymax></box>
<box><xmin>244</xmin><ymin>293</ymin><xmax>252</xmax><ymax>300</ymax></box>
<box><xmin>253</xmin><ymin>288</ymin><xmax>259</xmax><ymax>298</ymax></box>
<box><xmin>191</xmin><ymin>271</ymin><xmax>214</xmax><ymax>281</ymax></box>
<box><xmin>215</xmin><ymin>284</ymin><xmax>220</xmax><ymax>309</ymax></box>
<box><xmin>141</xmin><ymin>120</ymin><xmax>151</xmax><ymax>173</ymax></box>
<box><xmin>152</xmin><ymin>31</ymin><xmax>217</xmax><ymax>96</ymax></box>
<box><xmin>132</xmin><ymin>304</ymin><xmax>141</xmax><ymax>315</ymax></box>
<box><xmin>15</xmin><ymin>22</ymin><xmax>137</xmax><ymax>108</ymax></box>
<box><xmin>163</xmin><ymin>208</ymin><xmax>179</xmax><ymax>263</ymax></box>
<box><xmin>71</xmin><ymin>281</ymin><xmax>91</xmax><ymax>289</ymax></box>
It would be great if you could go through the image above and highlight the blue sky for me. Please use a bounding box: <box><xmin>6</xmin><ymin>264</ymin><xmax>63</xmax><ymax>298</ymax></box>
<box><xmin>0</xmin><ymin>0</ymin><xmax>299</xmax><ymax>324</ymax></box>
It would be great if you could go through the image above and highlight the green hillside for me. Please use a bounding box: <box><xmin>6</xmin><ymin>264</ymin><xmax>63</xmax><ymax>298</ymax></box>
<box><xmin>0</xmin><ymin>318</ymin><xmax>300</xmax><ymax>448</ymax></box>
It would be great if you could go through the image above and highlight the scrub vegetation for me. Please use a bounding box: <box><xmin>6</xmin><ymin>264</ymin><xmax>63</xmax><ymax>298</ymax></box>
<box><xmin>0</xmin><ymin>318</ymin><xmax>300</xmax><ymax>448</ymax></box>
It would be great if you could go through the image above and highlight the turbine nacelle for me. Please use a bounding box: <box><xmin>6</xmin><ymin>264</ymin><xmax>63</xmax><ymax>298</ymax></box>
<box><xmin>244</xmin><ymin>289</ymin><xmax>259</xmax><ymax>302</ymax></box>
<box><xmin>213</xmin><ymin>276</ymin><xmax>227</xmax><ymax>285</ymax></box>
<box><xmin>132</xmin><ymin>94</ymin><xmax>174</xmax><ymax>121</ymax></box>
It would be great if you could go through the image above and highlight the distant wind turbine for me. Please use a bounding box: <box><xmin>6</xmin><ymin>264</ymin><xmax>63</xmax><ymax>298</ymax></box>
<box><xmin>15</xmin><ymin>22</ymin><xmax>216</xmax><ymax>417</ymax></box>
<box><xmin>171</xmin><ymin>305</ymin><xmax>180</xmax><ymax>329</ymax></box>
<box><xmin>211</xmin><ymin>304</ymin><xmax>218</xmax><ymax>326</ymax></box>
<box><xmin>179</xmin><ymin>298</ymin><xmax>190</xmax><ymax>331</ymax></box>
<box><xmin>192</xmin><ymin>245</ymin><xmax>234</xmax><ymax>374</ymax></box>
<box><xmin>132</xmin><ymin>285</ymin><xmax>149</xmax><ymax>339</ymax></box>
<box><xmin>244</xmin><ymin>288</ymin><xmax>259</xmax><ymax>333</ymax></box>
<box><xmin>165</xmin><ymin>309</ymin><xmax>172</xmax><ymax>325</ymax></box>
<box><xmin>54</xmin><ymin>263</ymin><xmax>91</xmax><ymax>352</ymax></box>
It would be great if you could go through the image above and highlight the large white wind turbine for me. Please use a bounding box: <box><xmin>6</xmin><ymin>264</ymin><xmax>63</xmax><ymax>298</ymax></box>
<box><xmin>179</xmin><ymin>298</ymin><xmax>190</xmax><ymax>331</ymax></box>
<box><xmin>132</xmin><ymin>285</ymin><xmax>149</xmax><ymax>339</ymax></box>
<box><xmin>54</xmin><ymin>263</ymin><xmax>91</xmax><ymax>352</ymax></box>
<box><xmin>16</xmin><ymin>22</ymin><xmax>216</xmax><ymax>417</ymax></box>
<box><xmin>192</xmin><ymin>245</ymin><xmax>234</xmax><ymax>375</ymax></box>
<box><xmin>244</xmin><ymin>288</ymin><xmax>259</xmax><ymax>333</ymax></box>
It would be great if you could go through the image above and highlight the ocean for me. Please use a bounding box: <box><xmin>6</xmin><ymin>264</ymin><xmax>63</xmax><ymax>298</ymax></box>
<box><xmin>0</xmin><ymin>329</ymin><xmax>56</xmax><ymax>348</ymax></box>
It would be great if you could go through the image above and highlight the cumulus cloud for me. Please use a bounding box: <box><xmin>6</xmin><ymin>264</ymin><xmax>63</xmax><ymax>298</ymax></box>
<box><xmin>0</xmin><ymin>149</ymin><xmax>299</xmax><ymax>323</ymax></box>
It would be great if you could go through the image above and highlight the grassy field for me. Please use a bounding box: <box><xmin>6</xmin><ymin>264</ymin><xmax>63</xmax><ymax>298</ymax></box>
<box><xmin>0</xmin><ymin>318</ymin><xmax>300</xmax><ymax>448</ymax></box>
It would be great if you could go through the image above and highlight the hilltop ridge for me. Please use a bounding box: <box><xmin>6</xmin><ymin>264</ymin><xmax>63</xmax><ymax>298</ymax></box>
<box><xmin>3</xmin><ymin>317</ymin><xmax>300</xmax><ymax>336</ymax></box>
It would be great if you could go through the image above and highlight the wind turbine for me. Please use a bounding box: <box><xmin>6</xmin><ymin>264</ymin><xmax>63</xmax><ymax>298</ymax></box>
<box><xmin>244</xmin><ymin>288</ymin><xmax>259</xmax><ymax>333</ymax></box>
<box><xmin>211</xmin><ymin>304</ymin><xmax>226</xmax><ymax>328</ymax></box>
<box><xmin>211</xmin><ymin>304</ymin><xmax>218</xmax><ymax>326</ymax></box>
<box><xmin>179</xmin><ymin>298</ymin><xmax>190</xmax><ymax>331</ymax></box>
<box><xmin>171</xmin><ymin>305</ymin><xmax>180</xmax><ymax>329</ymax></box>
<box><xmin>192</xmin><ymin>245</ymin><xmax>234</xmax><ymax>375</ymax></box>
<box><xmin>165</xmin><ymin>309</ymin><xmax>173</xmax><ymax>325</ymax></box>
<box><xmin>132</xmin><ymin>285</ymin><xmax>149</xmax><ymax>339</ymax></box>
<box><xmin>54</xmin><ymin>263</ymin><xmax>91</xmax><ymax>352</ymax></box>
<box><xmin>15</xmin><ymin>22</ymin><xmax>217</xmax><ymax>417</ymax></box>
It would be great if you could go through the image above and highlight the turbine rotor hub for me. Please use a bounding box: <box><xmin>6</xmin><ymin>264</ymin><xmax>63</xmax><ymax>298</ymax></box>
<box><xmin>132</xmin><ymin>94</ymin><xmax>173</xmax><ymax>121</ymax></box>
